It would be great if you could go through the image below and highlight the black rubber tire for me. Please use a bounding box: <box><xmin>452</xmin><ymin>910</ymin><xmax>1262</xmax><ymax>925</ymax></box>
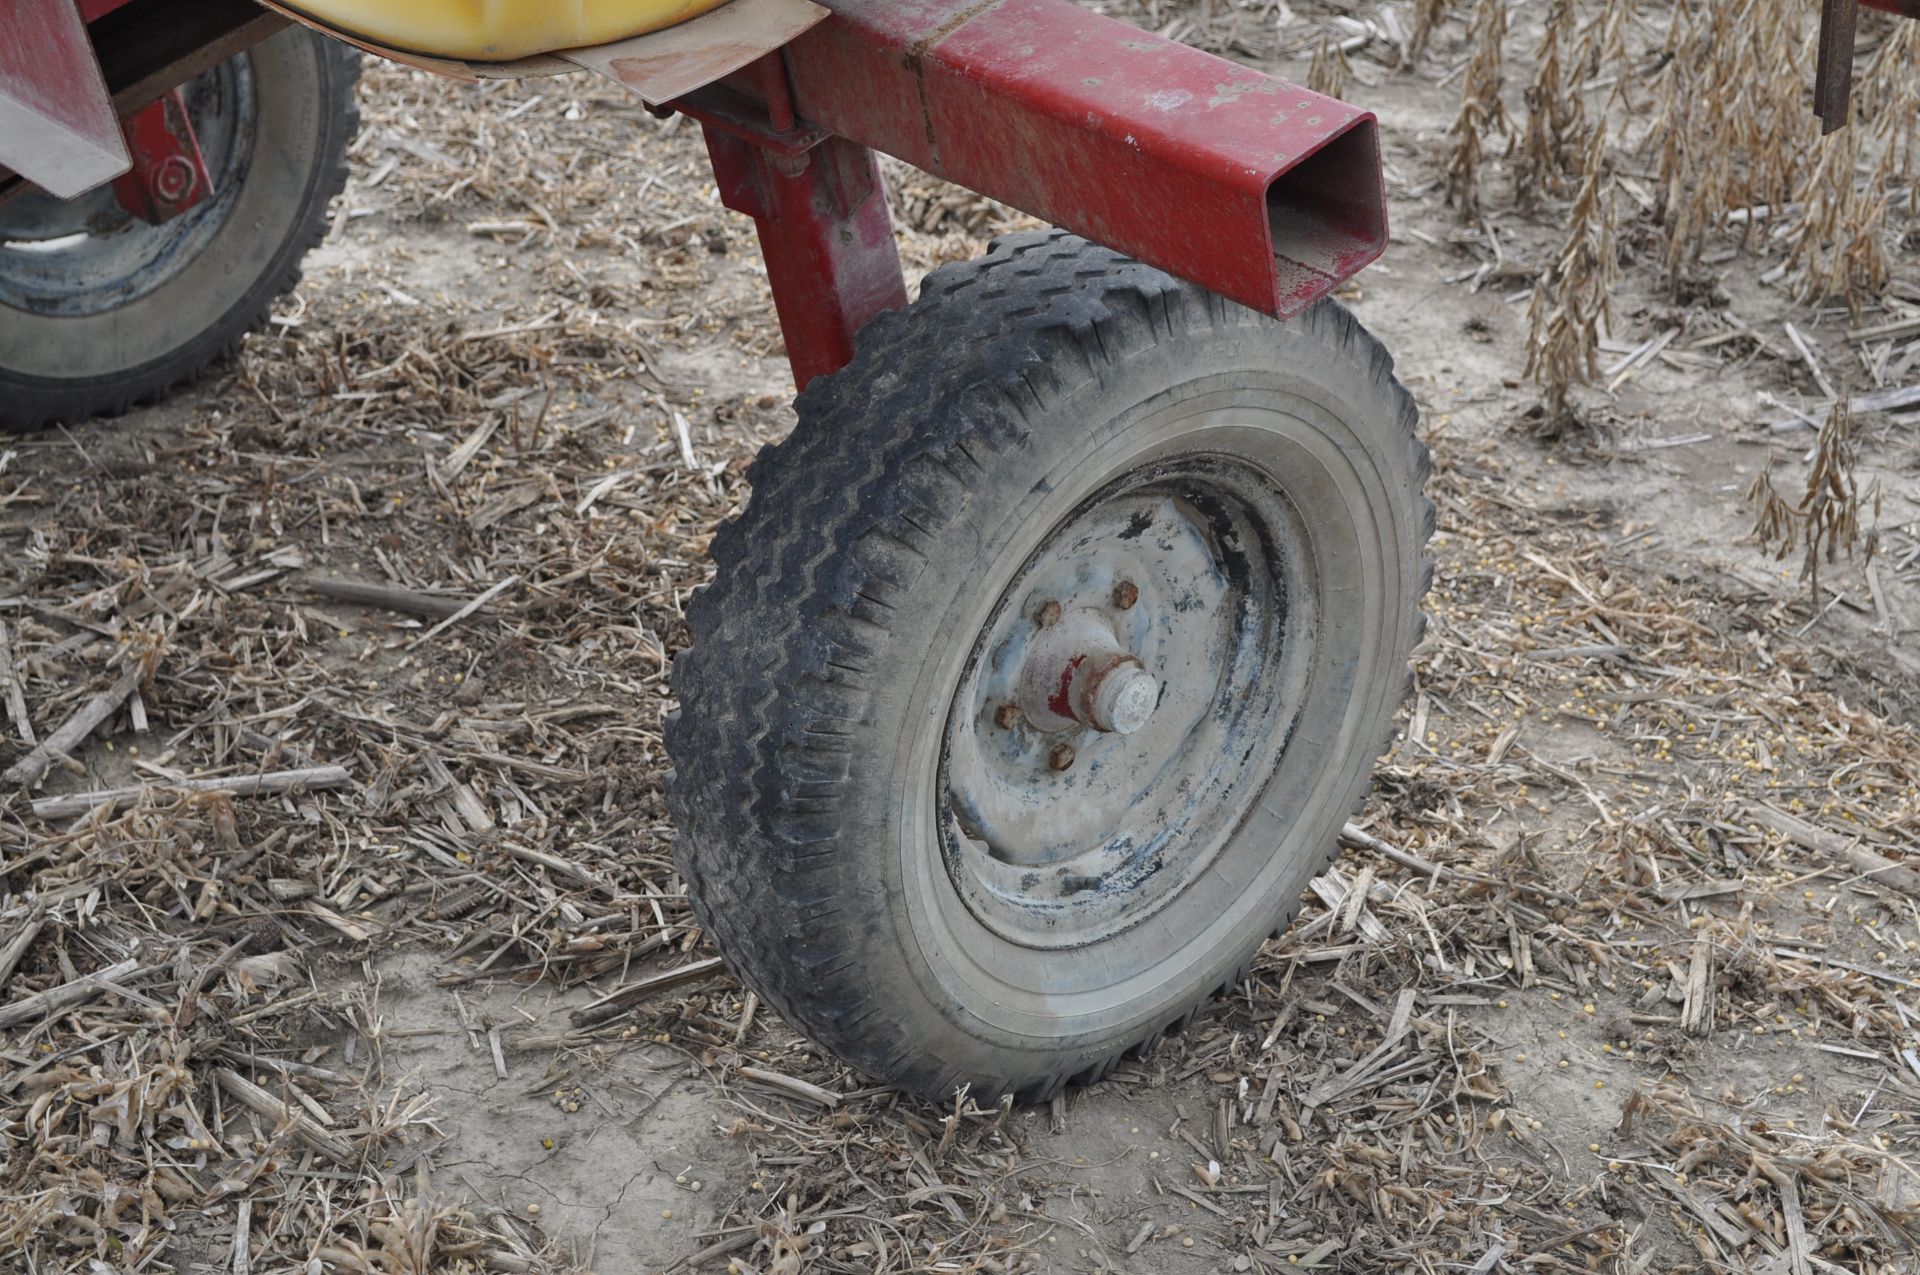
<box><xmin>0</xmin><ymin>30</ymin><xmax>359</xmax><ymax>431</ymax></box>
<box><xmin>666</xmin><ymin>231</ymin><xmax>1433</xmax><ymax>1103</ymax></box>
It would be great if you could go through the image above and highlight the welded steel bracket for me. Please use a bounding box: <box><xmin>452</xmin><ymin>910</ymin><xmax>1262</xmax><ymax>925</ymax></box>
<box><xmin>1</xmin><ymin>0</ymin><xmax>286</xmax><ymax>206</ymax></box>
<box><xmin>0</xmin><ymin>0</ymin><xmax>130</xmax><ymax>198</ymax></box>
<box><xmin>646</xmin><ymin>0</ymin><xmax>1386</xmax><ymax>390</ymax></box>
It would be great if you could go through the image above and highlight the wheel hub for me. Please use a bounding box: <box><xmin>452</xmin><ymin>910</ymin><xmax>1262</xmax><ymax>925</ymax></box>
<box><xmin>1013</xmin><ymin>607</ymin><xmax>1161</xmax><ymax>737</ymax></box>
<box><xmin>939</xmin><ymin>460</ymin><xmax>1315</xmax><ymax>948</ymax></box>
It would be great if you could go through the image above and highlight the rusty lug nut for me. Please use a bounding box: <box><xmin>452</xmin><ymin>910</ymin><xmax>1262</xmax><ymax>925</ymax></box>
<box><xmin>1048</xmin><ymin>743</ymin><xmax>1077</xmax><ymax>772</ymax></box>
<box><xmin>994</xmin><ymin>703</ymin><xmax>1023</xmax><ymax>729</ymax></box>
<box><xmin>1112</xmin><ymin>580</ymin><xmax>1140</xmax><ymax>610</ymax></box>
<box><xmin>1035</xmin><ymin>599</ymin><xmax>1062</xmax><ymax>628</ymax></box>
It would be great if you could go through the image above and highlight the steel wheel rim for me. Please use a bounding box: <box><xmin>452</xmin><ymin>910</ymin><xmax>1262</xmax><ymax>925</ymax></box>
<box><xmin>0</xmin><ymin>59</ymin><xmax>258</xmax><ymax>318</ymax></box>
<box><xmin>938</xmin><ymin>454</ymin><xmax>1318</xmax><ymax>951</ymax></box>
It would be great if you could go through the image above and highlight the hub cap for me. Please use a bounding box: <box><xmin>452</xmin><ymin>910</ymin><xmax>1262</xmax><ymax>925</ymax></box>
<box><xmin>939</xmin><ymin>457</ymin><xmax>1318</xmax><ymax>949</ymax></box>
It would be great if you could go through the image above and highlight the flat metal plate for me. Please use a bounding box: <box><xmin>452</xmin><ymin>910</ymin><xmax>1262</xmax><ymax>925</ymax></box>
<box><xmin>255</xmin><ymin>0</ymin><xmax>578</xmax><ymax>80</ymax></box>
<box><xmin>0</xmin><ymin>0</ymin><xmax>130</xmax><ymax>198</ymax></box>
<box><xmin>561</xmin><ymin>0</ymin><xmax>829</xmax><ymax>105</ymax></box>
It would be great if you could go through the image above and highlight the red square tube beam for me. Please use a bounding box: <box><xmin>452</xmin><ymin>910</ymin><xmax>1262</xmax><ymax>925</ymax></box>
<box><xmin>785</xmin><ymin>0</ymin><xmax>1387</xmax><ymax>319</ymax></box>
<box><xmin>0</xmin><ymin>0</ymin><xmax>129</xmax><ymax>198</ymax></box>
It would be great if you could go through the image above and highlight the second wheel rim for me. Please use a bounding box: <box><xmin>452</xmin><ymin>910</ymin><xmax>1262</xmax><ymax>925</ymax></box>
<box><xmin>0</xmin><ymin>60</ymin><xmax>259</xmax><ymax>318</ymax></box>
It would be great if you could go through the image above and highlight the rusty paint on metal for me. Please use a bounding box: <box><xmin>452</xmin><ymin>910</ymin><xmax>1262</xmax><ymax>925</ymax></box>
<box><xmin>664</xmin><ymin>0</ymin><xmax>1386</xmax><ymax>389</ymax></box>
<box><xmin>1047</xmin><ymin>655</ymin><xmax>1086</xmax><ymax>723</ymax></box>
<box><xmin>701</xmin><ymin>97</ymin><xmax>908</xmax><ymax>388</ymax></box>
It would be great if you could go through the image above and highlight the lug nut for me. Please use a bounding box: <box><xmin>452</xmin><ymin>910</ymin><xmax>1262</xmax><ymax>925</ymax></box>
<box><xmin>1112</xmin><ymin>580</ymin><xmax>1139</xmax><ymax>610</ymax></box>
<box><xmin>994</xmin><ymin>703</ymin><xmax>1023</xmax><ymax>729</ymax></box>
<box><xmin>1035</xmin><ymin>599</ymin><xmax>1062</xmax><ymax>628</ymax></box>
<box><xmin>1048</xmin><ymin>743</ymin><xmax>1076</xmax><ymax>772</ymax></box>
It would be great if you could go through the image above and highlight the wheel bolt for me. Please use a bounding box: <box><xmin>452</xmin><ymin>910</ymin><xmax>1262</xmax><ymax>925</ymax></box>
<box><xmin>1112</xmin><ymin>580</ymin><xmax>1139</xmax><ymax>610</ymax></box>
<box><xmin>1035</xmin><ymin>599</ymin><xmax>1062</xmax><ymax>628</ymax></box>
<box><xmin>994</xmin><ymin>703</ymin><xmax>1023</xmax><ymax>729</ymax></box>
<box><xmin>1048</xmin><ymin>743</ymin><xmax>1076</xmax><ymax>772</ymax></box>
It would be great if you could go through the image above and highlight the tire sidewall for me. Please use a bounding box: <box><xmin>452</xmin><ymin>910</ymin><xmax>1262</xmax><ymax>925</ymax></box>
<box><xmin>845</xmin><ymin>302</ymin><xmax>1423</xmax><ymax>1085</ymax></box>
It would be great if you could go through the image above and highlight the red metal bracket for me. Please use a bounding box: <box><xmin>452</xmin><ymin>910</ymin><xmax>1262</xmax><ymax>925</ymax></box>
<box><xmin>674</xmin><ymin>81</ymin><xmax>831</xmax><ymax>161</ymax></box>
<box><xmin>693</xmin><ymin>55</ymin><xmax>908</xmax><ymax>390</ymax></box>
<box><xmin>111</xmin><ymin>88</ymin><xmax>211</xmax><ymax>223</ymax></box>
<box><xmin>2</xmin><ymin>0</ymin><xmax>284</xmax><ymax>207</ymax></box>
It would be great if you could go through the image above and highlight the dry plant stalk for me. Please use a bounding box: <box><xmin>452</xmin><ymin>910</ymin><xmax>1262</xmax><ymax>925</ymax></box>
<box><xmin>1407</xmin><ymin>0</ymin><xmax>1454</xmax><ymax>63</ymax></box>
<box><xmin>1307</xmin><ymin>34</ymin><xmax>1352</xmax><ymax>100</ymax></box>
<box><xmin>1840</xmin><ymin>20</ymin><xmax>1920</xmax><ymax>230</ymax></box>
<box><xmin>1572</xmin><ymin>0</ymin><xmax>1637</xmax><ymax>82</ymax></box>
<box><xmin>1446</xmin><ymin>0</ymin><xmax>1513</xmax><ymax>220</ymax></box>
<box><xmin>1648</xmin><ymin>0</ymin><xmax>1813</xmax><ymax>271</ymax></box>
<box><xmin>1524</xmin><ymin>129</ymin><xmax>1619</xmax><ymax>420</ymax></box>
<box><xmin>1863</xmin><ymin>22</ymin><xmax>1920</xmax><ymax>191</ymax></box>
<box><xmin>1746</xmin><ymin>460</ymin><xmax>1800</xmax><ymax>563</ymax></box>
<box><xmin>1786</xmin><ymin>126</ymin><xmax>1893</xmax><ymax>316</ymax></box>
<box><xmin>1513</xmin><ymin>0</ymin><xmax>1585</xmax><ymax>206</ymax></box>
<box><xmin>1747</xmin><ymin>400</ymin><xmax>1881</xmax><ymax>603</ymax></box>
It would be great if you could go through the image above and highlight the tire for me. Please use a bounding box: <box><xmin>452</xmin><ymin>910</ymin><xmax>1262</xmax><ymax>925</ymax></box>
<box><xmin>0</xmin><ymin>30</ymin><xmax>359</xmax><ymax>431</ymax></box>
<box><xmin>666</xmin><ymin>231</ymin><xmax>1432</xmax><ymax>1102</ymax></box>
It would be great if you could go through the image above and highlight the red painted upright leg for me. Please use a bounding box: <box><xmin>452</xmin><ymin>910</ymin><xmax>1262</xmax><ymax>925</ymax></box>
<box><xmin>698</xmin><ymin>58</ymin><xmax>907</xmax><ymax>390</ymax></box>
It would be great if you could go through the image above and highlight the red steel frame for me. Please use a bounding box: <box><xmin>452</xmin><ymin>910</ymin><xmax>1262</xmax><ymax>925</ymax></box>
<box><xmin>679</xmin><ymin>0</ymin><xmax>1388</xmax><ymax>389</ymax></box>
<box><xmin>9</xmin><ymin>0</ymin><xmax>1920</xmax><ymax>358</ymax></box>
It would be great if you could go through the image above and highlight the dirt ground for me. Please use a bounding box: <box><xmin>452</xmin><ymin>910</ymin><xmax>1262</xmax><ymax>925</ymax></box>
<box><xmin>4</xmin><ymin>4</ymin><xmax>1920</xmax><ymax>1274</ymax></box>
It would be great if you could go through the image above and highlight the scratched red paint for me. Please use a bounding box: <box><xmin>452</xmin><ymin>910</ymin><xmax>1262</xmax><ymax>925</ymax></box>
<box><xmin>780</xmin><ymin>0</ymin><xmax>1388</xmax><ymax>319</ymax></box>
<box><xmin>1049</xmin><ymin>656</ymin><xmax>1087</xmax><ymax>722</ymax></box>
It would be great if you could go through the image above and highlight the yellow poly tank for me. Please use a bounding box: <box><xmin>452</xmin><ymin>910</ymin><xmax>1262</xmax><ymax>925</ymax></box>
<box><xmin>284</xmin><ymin>0</ymin><xmax>732</xmax><ymax>61</ymax></box>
